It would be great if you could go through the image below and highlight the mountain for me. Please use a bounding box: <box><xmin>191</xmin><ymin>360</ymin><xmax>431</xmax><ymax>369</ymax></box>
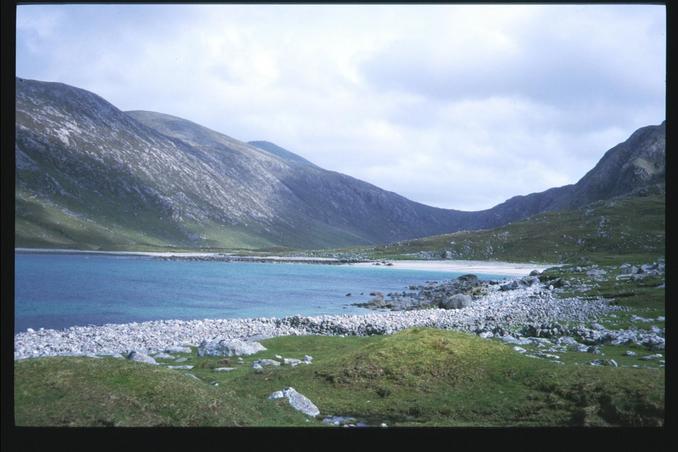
<box><xmin>360</xmin><ymin>192</ymin><xmax>665</xmax><ymax>264</ymax></box>
<box><xmin>14</xmin><ymin>77</ymin><xmax>665</xmax><ymax>251</ymax></box>
<box><xmin>14</xmin><ymin>78</ymin><xmax>470</xmax><ymax>250</ymax></box>
<box><xmin>247</xmin><ymin>140</ymin><xmax>317</xmax><ymax>167</ymax></box>
<box><xmin>478</xmin><ymin>122</ymin><xmax>665</xmax><ymax>223</ymax></box>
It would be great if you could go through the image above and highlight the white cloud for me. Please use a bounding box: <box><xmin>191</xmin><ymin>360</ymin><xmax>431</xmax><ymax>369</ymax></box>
<box><xmin>16</xmin><ymin>4</ymin><xmax>665</xmax><ymax>211</ymax></box>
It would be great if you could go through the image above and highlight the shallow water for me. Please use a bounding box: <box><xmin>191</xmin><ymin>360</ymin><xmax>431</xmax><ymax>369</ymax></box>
<box><xmin>14</xmin><ymin>252</ymin><xmax>513</xmax><ymax>332</ymax></box>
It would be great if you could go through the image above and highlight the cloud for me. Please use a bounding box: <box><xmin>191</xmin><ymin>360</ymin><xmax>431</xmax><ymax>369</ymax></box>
<box><xmin>16</xmin><ymin>4</ymin><xmax>665</xmax><ymax>211</ymax></box>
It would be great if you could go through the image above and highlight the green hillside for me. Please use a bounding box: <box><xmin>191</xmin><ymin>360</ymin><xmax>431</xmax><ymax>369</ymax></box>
<box><xmin>352</xmin><ymin>192</ymin><xmax>665</xmax><ymax>265</ymax></box>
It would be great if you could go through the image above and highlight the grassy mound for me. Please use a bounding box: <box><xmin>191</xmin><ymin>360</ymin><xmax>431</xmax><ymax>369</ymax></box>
<box><xmin>15</xmin><ymin>329</ymin><xmax>663</xmax><ymax>427</ymax></box>
<box><xmin>14</xmin><ymin>356</ymin><xmax>299</xmax><ymax>427</ymax></box>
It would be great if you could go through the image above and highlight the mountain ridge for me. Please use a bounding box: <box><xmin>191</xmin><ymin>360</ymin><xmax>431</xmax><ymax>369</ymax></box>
<box><xmin>15</xmin><ymin>77</ymin><xmax>665</xmax><ymax>250</ymax></box>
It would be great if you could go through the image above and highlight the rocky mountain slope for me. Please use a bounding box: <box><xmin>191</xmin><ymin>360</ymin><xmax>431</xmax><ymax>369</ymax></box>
<box><xmin>15</xmin><ymin>77</ymin><xmax>665</xmax><ymax>250</ymax></box>
<box><xmin>15</xmin><ymin>78</ymin><xmax>473</xmax><ymax>249</ymax></box>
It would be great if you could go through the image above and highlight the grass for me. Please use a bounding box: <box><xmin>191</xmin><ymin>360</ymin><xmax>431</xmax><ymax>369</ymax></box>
<box><xmin>317</xmin><ymin>193</ymin><xmax>665</xmax><ymax>266</ymax></box>
<box><xmin>15</xmin><ymin>329</ymin><xmax>664</xmax><ymax>427</ymax></box>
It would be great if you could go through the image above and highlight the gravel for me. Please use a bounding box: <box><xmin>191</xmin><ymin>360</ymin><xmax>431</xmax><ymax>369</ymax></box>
<box><xmin>13</xmin><ymin>283</ymin><xmax>632</xmax><ymax>360</ymax></box>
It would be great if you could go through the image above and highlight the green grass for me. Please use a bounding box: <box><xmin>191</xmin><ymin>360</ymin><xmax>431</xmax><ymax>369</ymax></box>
<box><xmin>15</xmin><ymin>329</ymin><xmax>664</xmax><ymax>427</ymax></box>
<box><xmin>327</xmin><ymin>193</ymin><xmax>665</xmax><ymax>265</ymax></box>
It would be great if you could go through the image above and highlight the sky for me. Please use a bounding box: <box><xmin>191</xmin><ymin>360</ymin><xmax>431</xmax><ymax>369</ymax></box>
<box><xmin>16</xmin><ymin>4</ymin><xmax>666</xmax><ymax>211</ymax></box>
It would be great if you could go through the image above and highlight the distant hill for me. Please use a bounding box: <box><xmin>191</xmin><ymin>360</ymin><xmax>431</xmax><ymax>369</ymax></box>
<box><xmin>363</xmin><ymin>191</ymin><xmax>665</xmax><ymax>264</ymax></box>
<box><xmin>15</xmin><ymin>77</ymin><xmax>665</xmax><ymax>251</ymax></box>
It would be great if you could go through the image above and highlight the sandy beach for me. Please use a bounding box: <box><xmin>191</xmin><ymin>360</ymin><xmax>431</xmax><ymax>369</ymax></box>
<box><xmin>351</xmin><ymin>260</ymin><xmax>558</xmax><ymax>276</ymax></box>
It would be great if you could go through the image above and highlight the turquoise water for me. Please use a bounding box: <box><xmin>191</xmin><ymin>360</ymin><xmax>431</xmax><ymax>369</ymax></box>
<box><xmin>14</xmin><ymin>252</ymin><xmax>511</xmax><ymax>332</ymax></box>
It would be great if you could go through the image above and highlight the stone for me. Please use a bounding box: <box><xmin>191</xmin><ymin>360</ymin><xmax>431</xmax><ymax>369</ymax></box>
<box><xmin>279</xmin><ymin>387</ymin><xmax>320</xmax><ymax>417</ymax></box>
<box><xmin>639</xmin><ymin>354</ymin><xmax>663</xmax><ymax>361</ymax></box>
<box><xmin>253</xmin><ymin>359</ymin><xmax>280</xmax><ymax>367</ymax></box>
<box><xmin>500</xmin><ymin>280</ymin><xmax>520</xmax><ymax>291</ymax></box>
<box><xmin>529</xmin><ymin>270</ymin><xmax>541</xmax><ymax>276</ymax></box>
<box><xmin>623</xmin><ymin>351</ymin><xmax>637</xmax><ymax>357</ymax></box>
<box><xmin>275</xmin><ymin>354</ymin><xmax>283</xmax><ymax>360</ymax></box>
<box><xmin>557</xmin><ymin>336</ymin><xmax>579</xmax><ymax>347</ymax></box>
<box><xmin>252</xmin><ymin>363</ymin><xmax>263</xmax><ymax>373</ymax></box>
<box><xmin>620</xmin><ymin>265</ymin><xmax>639</xmax><ymax>275</ymax></box>
<box><xmin>440</xmin><ymin>294</ymin><xmax>472</xmax><ymax>309</ymax></box>
<box><xmin>457</xmin><ymin>274</ymin><xmax>480</xmax><ymax>286</ymax></box>
<box><xmin>268</xmin><ymin>390</ymin><xmax>285</xmax><ymax>400</ymax></box>
<box><xmin>479</xmin><ymin>331</ymin><xmax>494</xmax><ymax>339</ymax></box>
<box><xmin>127</xmin><ymin>351</ymin><xmax>158</xmax><ymax>365</ymax></box>
<box><xmin>640</xmin><ymin>264</ymin><xmax>657</xmax><ymax>273</ymax></box>
<box><xmin>174</xmin><ymin>357</ymin><xmax>188</xmax><ymax>362</ymax></box>
<box><xmin>153</xmin><ymin>352</ymin><xmax>174</xmax><ymax>359</ymax></box>
<box><xmin>586</xmin><ymin>269</ymin><xmax>607</xmax><ymax>278</ymax></box>
<box><xmin>283</xmin><ymin>358</ymin><xmax>302</xmax><ymax>367</ymax></box>
<box><xmin>165</xmin><ymin>346</ymin><xmax>192</xmax><ymax>354</ymax></box>
<box><xmin>499</xmin><ymin>335</ymin><xmax>531</xmax><ymax>345</ymax></box>
<box><xmin>513</xmin><ymin>346</ymin><xmax>527</xmax><ymax>353</ymax></box>
<box><xmin>213</xmin><ymin>367</ymin><xmax>235</xmax><ymax>372</ymax></box>
<box><xmin>167</xmin><ymin>365</ymin><xmax>194</xmax><ymax>370</ymax></box>
<box><xmin>197</xmin><ymin>338</ymin><xmax>266</xmax><ymax>357</ymax></box>
<box><xmin>521</xmin><ymin>276</ymin><xmax>540</xmax><ymax>286</ymax></box>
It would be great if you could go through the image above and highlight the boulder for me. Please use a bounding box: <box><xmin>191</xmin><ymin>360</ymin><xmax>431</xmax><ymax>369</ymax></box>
<box><xmin>620</xmin><ymin>265</ymin><xmax>639</xmax><ymax>275</ymax></box>
<box><xmin>198</xmin><ymin>338</ymin><xmax>266</xmax><ymax>357</ymax></box>
<box><xmin>529</xmin><ymin>270</ymin><xmax>541</xmax><ymax>276</ymax></box>
<box><xmin>283</xmin><ymin>358</ymin><xmax>302</xmax><ymax>367</ymax></box>
<box><xmin>127</xmin><ymin>351</ymin><xmax>158</xmax><ymax>365</ymax></box>
<box><xmin>500</xmin><ymin>280</ymin><xmax>520</xmax><ymax>291</ymax></box>
<box><xmin>253</xmin><ymin>359</ymin><xmax>280</xmax><ymax>367</ymax></box>
<box><xmin>268</xmin><ymin>387</ymin><xmax>320</xmax><ymax>417</ymax></box>
<box><xmin>456</xmin><ymin>274</ymin><xmax>480</xmax><ymax>286</ymax></box>
<box><xmin>439</xmin><ymin>293</ymin><xmax>471</xmax><ymax>309</ymax></box>
<box><xmin>520</xmin><ymin>276</ymin><xmax>540</xmax><ymax>286</ymax></box>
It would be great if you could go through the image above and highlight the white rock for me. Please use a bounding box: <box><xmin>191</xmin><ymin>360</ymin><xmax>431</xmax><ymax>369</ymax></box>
<box><xmin>198</xmin><ymin>338</ymin><xmax>266</xmax><ymax>357</ymax></box>
<box><xmin>127</xmin><ymin>351</ymin><xmax>158</xmax><ymax>365</ymax></box>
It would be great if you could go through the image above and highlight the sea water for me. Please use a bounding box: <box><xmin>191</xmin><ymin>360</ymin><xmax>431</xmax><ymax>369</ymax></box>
<box><xmin>14</xmin><ymin>252</ymin><xmax>512</xmax><ymax>333</ymax></box>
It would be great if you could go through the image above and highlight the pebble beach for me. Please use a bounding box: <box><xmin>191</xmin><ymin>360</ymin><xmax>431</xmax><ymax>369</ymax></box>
<box><xmin>16</xmin><ymin>281</ymin><xmax>651</xmax><ymax>360</ymax></box>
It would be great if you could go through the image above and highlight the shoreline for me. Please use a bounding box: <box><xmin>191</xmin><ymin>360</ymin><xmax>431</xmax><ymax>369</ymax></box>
<box><xmin>15</xmin><ymin>247</ymin><xmax>554</xmax><ymax>275</ymax></box>
<box><xmin>15</xmin><ymin>283</ymin><xmax>633</xmax><ymax>360</ymax></box>
<box><xmin>352</xmin><ymin>260</ymin><xmax>556</xmax><ymax>276</ymax></box>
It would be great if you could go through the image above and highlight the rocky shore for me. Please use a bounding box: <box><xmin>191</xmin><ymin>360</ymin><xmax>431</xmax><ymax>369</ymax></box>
<box><xmin>15</xmin><ymin>272</ymin><xmax>665</xmax><ymax>361</ymax></box>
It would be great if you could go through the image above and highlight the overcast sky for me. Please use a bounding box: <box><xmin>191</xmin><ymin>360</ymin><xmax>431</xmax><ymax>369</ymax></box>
<box><xmin>16</xmin><ymin>4</ymin><xmax>665</xmax><ymax>211</ymax></box>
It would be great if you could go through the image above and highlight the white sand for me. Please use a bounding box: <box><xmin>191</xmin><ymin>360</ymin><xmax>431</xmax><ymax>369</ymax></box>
<box><xmin>15</xmin><ymin>249</ymin><xmax>557</xmax><ymax>275</ymax></box>
<box><xmin>351</xmin><ymin>260</ymin><xmax>558</xmax><ymax>276</ymax></box>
